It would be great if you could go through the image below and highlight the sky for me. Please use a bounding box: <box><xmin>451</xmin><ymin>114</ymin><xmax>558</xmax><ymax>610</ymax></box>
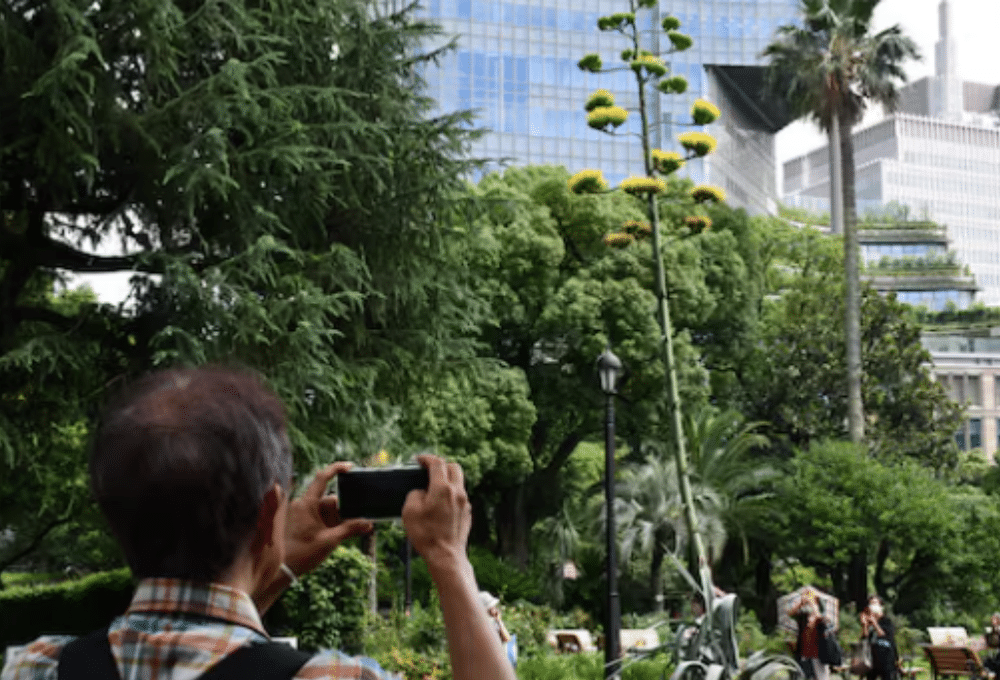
<box><xmin>775</xmin><ymin>0</ymin><xmax>1000</xmax><ymax>167</ymax></box>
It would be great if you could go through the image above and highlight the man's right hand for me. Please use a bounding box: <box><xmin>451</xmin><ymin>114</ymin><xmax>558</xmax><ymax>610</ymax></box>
<box><xmin>401</xmin><ymin>453</ymin><xmax>472</xmax><ymax>574</ymax></box>
<box><xmin>400</xmin><ymin>454</ymin><xmax>516</xmax><ymax>680</ymax></box>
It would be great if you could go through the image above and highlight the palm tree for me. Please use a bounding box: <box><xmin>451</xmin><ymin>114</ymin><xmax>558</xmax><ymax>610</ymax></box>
<box><xmin>612</xmin><ymin>409</ymin><xmax>774</xmax><ymax>611</ymax></box>
<box><xmin>684</xmin><ymin>409</ymin><xmax>777</xmax><ymax>552</ymax></box>
<box><xmin>614</xmin><ymin>452</ymin><xmax>726</xmax><ymax>613</ymax></box>
<box><xmin>763</xmin><ymin>0</ymin><xmax>919</xmax><ymax>445</ymax></box>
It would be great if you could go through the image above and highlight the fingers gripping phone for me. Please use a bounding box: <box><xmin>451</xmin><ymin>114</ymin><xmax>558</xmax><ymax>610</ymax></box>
<box><xmin>337</xmin><ymin>466</ymin><xmax>430</xmax><ymax>519</ymax></box>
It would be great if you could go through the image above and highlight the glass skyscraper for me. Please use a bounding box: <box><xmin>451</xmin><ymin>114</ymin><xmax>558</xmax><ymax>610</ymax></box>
<box><xmin>419</xmin><ymin>0</ymin><xmax>801</xmax><ymax>214</ymax></box>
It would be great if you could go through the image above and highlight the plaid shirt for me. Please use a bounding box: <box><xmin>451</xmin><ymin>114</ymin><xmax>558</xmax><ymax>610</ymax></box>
<box><xmin>2</xmin><ymin>578</ymin><xmax>398</xmax><ymax>680</ymax></box>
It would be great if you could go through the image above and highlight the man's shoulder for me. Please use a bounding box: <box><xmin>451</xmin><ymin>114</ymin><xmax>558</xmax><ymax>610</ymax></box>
<box><xmin>2</xmin><ymin>636</ymin><xmax>76</xmax><ymax>680</ymax></box>
<box><xmin>297</xmin><ymin>649</ymin><xmax>401</xmax><ymax>680</ymax></box>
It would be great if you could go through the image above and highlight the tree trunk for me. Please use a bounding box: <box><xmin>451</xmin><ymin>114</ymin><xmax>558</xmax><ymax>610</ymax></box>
<box><xmin>828</xmin><ymin>123</ymin><xmax>844</xmax><ymax>237</ymax></box>
<box><xmin>361</xmin><ymin>529</ymin><xmax>377</xmax><ymax>615</ymax></box>
<box><xmin>495</xmin><ymin>484</ymin><xmax>529</xmax><ymax>569</ymax></box>
<box><xmin>470</xmin><ymin>495</ymin><xmax>494</xmax><ymax>551</ymax></box>
<box><xmin>847</xmin><ymin>549</ymin><xmax>868</xmax><ymax>612</ymax></box>
<box><xmin>650</xmin><ymin>533</ymin><xmax>666</xmax><ymax>613</ymax></box>
<box><xmin>754</xmin><ymin>550</ymin><xmax>777</xmax><ymax>630</ymax></box>
<box><xmin>839</xmin><ymin>111</ymin><xmax>865</xmax><ymax>444</ymax></box>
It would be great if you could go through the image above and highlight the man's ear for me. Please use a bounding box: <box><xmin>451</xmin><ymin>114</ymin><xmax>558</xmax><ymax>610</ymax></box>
<box><xmin>251</xmin><ymin>483</ymin><xmax>284</xmax><ymax>553</ymax></box>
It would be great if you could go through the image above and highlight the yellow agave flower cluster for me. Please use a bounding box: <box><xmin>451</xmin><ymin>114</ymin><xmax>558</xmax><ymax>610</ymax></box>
<box><xmin>684</xmin><ymin>215</ymin><xmax>712</xmax><ymax>233</ymax></box>
<box><xmin>619</xmin><ymin>175</ymin><xmax>666</xmax><ymax>196</ymax></box>
<box><xmin>630</xmin><ymin>53</ymin><xmax>667</xmax><ymax>77</ymax></box>
<box><xmin>691</xmin><ymin>98</ymin><xmax>721</xmax><ymax>125</ymax></box>
<box><xmin>585</xmin><ymin>89</ymin><xmax>616</xmax><ymax>111</ymax></box>
<box><xmin>604</xmin><ymin>232</ymin><xmax>635</xmax><ymax>248</ymax></box>
<box><xmin>568</xmin><ymin>168</ymin><xmax>609</xmax><ymax>194</ymax></box>
<box><xmin>587</xmin><ymin>106</ymin><xmax>629</xmax><ymax>129</ymax></box>
<box><xmin>605</xmin><ymin>219</ymin><xmax>653</xmax><ymax>249</ymax></box>
<box><xmin>691</xmin><ymin>185</ymin><xmax>726</xmax><ymax>203</ymax></box>
<box><xmin>651</xmin><ymin>149</ymin><xmax>684</xmax><ymax>175</ymax></box>
<box><xmin>622</xmin><ymin>219</ymin><xmax>652</xmax><ymax>237</ymax></box>
<box><xmin>678</xmin><ymin>131</ymin><xmax>717</xmax><ymax>156</ymax></box>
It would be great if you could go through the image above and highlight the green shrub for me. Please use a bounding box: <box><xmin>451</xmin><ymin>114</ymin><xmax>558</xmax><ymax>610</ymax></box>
<box><xmin>0</xmin><ymin>569</ymin><xmax>134</xmax><ymax>647</ymax></box>
<box><xmin>364</xmin><ymin>602</ymin><xmax>452</xmax><ymax>680</ymax></box>
<box><xmin>499</xmin><ymin>600</ymin><xmax>557</xmax><ymax>658</ymax></box>
<box><xmin>263</xmin><ymin>546</ymin><xmax>371</xmax><ymax>654</ymax></box>
<box><xmin>467</xmin><ymin>546</ymin><xmax>541</xmax><ymax>603</ymax></box>
<box><xmin>517</xmin><ymin>651</ymin><xmax>672</xmax><ymax>680</ymax></box>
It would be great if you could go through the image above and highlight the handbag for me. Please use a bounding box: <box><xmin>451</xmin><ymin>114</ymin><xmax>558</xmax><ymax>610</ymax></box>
<box><xmin>819</xmin><ymin>629</ymin><xmax>844</xmax><ymax>667</ymax></box>
<box><xmin>850</xmin><ymin>638</ymin><xmax>873</xmax><ymax>676</ymax></box>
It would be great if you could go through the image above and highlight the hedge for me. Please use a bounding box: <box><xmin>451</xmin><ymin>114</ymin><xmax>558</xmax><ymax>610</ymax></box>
<box><xmin>2</xmin><ymin>545</ymin><xmax>372</xmax><ymax>657</ymax></box>
<box><xmin>0</xmin><ymin>569</ymin><xmax>134</xmax><ymax>649</ymax></box>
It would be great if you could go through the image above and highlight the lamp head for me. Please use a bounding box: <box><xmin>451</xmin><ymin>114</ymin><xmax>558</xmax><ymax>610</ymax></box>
<box><xmin>596</xmin><ymin>348</ymin><xmax>623</xmax><ymax>395</ymax></box>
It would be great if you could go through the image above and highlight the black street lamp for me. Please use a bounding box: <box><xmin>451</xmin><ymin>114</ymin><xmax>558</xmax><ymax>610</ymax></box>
<box><xmin>597</xmin><ymin>347</ymin><xmax>623</xmax><ymax>680</ymax></box>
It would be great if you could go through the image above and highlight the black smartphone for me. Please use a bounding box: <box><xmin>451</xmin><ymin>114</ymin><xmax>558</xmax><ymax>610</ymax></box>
<box><xmin>337</xmin><ymin>466</ymin><xmax>430</xmax><ymax>519</ymax></box>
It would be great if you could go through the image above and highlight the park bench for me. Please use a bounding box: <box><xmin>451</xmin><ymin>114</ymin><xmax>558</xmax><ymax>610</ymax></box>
<box><xmin>546</xmin><ymin>629</ymin><xmax>597</xmax><ymax>653</ymax></box>
<box><xmin>922</xmin><ymin>644</ymin><xmax>991</xmax><ymax>680</ymax></box>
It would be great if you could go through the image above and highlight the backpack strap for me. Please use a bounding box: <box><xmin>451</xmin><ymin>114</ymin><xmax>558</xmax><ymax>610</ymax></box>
<box><xmin>201</xmin><ymin>640</ymin><xmax>312</xmax><ymax>680</ymax></box>
<box><xmin>57</xmin><ymin>629</ymin><xmax>117</xmax><ymax>680</ymax></box>
<box><xmin>58</xmin><ymin>627</ymin><xmax>312</xmax><ymax>680</ymax></box>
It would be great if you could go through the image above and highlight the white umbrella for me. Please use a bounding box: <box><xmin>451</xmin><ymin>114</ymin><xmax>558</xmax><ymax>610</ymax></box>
<box><xmin>777</xmin><ymin>585</ymin><xmax>839</xmax><ymax>633</ymax></box>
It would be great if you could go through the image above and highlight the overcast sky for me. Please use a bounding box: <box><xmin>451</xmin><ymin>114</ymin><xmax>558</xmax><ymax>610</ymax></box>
<box><xmin>776</xmin><ymin>0</ymin><xmax>1000</xmax><ymax>164</ymax></box>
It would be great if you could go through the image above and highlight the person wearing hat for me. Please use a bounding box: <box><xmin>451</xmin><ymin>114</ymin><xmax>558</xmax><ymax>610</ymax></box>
<box><xmin>480</xmin><ymin>591</ymin><xmax>512</xmax><ymax>644</ymax></box>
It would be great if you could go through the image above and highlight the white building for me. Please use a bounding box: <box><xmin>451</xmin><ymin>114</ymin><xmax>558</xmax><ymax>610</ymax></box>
<box><xmin>783</xmin><ymin>0</ymin><xmax>1000</xmax><ymax>303</ymax></box>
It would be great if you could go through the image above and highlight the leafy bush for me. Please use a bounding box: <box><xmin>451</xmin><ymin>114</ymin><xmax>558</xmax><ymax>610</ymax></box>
<box><xmin>263</xmin><ymin>546</ymin><xmax>372</xmax><ymax>654</ymax></box>
<box><xmin>364</xmin><ymin>601</ymin><xmax>452</xmax><ymax>680</ymax></box>
<box><xmin>517</xmin><ymin>651</ymin><xmax>673</xmax><ymax>680</ymax></box>
<box><xmin>499</xmin><ymin>600</ymin><xmax>558</xmax><ymax>658</ymax></box>
<box><xmin>468</xmin><ymin>545</ymin><xmax>541</xmax><ymax>602</ymax></box>
<box><xmin>0</xmin><ymin>568</ymin><xmax>134</xmax><ymax>646</ymax></box>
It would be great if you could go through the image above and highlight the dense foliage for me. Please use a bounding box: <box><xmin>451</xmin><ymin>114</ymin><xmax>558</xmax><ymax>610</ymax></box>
<box><xmin>1</xmin><ymin>0</ymin><xmax>529</xmax><ymax>570</ymax></box>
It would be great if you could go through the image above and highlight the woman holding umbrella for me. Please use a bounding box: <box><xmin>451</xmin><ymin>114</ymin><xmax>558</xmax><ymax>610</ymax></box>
<box><xmin>789</xmin><ymin>589</ymin><xmax>830</xmax><ymax>680</ymax></box>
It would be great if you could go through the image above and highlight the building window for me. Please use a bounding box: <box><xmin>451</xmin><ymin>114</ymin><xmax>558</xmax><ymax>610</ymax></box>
<box><xmin>940</xmin><ymin>374</ymin><xmax>982</xmax><ymax>405</ymax></box>
<box><xmin>970</xmin><ymin>418</ymin><xmax>982</xmax><ymax>449</ymax></box>
<box><xmin>968</xmin><ymin>376</ymin><xmax>982</xmax><ymax>406</ymax></box>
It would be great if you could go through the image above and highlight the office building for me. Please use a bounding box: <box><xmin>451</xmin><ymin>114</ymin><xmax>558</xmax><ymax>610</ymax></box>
<box><xmin>861</xmin><ymin>221</ymin><xmax>978</xmax><ymax>311</ymax></box>
<box><xmin>924</xmin><ymin>333</ymin><xmax>1000</xmax><ymax>461</ymax></box>
<box><xmin>419</xmin><ymin>0</ymin><xmax>801</xmax><ymax>214</ymax></box>
<box><xmin>783</xmin><ymin>0</ymin><xmax>1000</xmax><ymax>302</ymax></box>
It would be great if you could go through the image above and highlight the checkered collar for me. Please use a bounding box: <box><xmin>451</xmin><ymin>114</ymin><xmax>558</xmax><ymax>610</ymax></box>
<box><xmin>127</xmin><ymin>578</ymin><xmax>268</xmax><ymax>637</ymax></box>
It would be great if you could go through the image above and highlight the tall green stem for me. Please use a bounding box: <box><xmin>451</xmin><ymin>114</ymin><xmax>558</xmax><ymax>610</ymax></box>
<box><xmin>633</xmin><ymin>12</ymin><xmax>713</xmax><ymax>616</ymax></box>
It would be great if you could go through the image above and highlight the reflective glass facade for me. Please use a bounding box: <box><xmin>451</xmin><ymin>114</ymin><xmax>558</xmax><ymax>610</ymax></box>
<box><xmin>419</xmin><ymin>0</ymin><xmax>800</xmax><ymax>210</ymax></box>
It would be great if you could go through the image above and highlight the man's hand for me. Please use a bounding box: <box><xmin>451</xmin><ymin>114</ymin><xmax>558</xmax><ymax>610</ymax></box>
<box><xmin>283</xmin><ymin>462</ymin><xmax>373</xmax><ymax>577</ymax></box>
<box><xmin>401</xmin><ymin>454</ymin><xmax>471</xmax><ymax>576</ymax></box>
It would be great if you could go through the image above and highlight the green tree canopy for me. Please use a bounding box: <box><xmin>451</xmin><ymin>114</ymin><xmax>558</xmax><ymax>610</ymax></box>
<box><xmin>0</xmin><ymin>0</ymin><xmax>510</xmax><ymax>569</ymax></box>
<box><xmin>742</xmin><ymin>222</ymin><xmax>962</xmax><ymax>468</ymax></box>
<box><xmin>467</xmin><ymin>165</ymin><xmax>762</xmax><ymax>565</ymax></box>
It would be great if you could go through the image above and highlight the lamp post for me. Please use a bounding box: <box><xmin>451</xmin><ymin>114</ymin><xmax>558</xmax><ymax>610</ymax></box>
<box><xmin>597</xmin><ymin>347</ymin><xmax>623</xmax><ymax>680</ymax></box>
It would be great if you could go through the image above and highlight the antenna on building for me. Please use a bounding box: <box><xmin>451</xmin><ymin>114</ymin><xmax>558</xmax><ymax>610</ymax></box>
<box><xmin>934</xmin><ymin>0</ymin><xmax>963</xmax><ymax>118</ymax></box>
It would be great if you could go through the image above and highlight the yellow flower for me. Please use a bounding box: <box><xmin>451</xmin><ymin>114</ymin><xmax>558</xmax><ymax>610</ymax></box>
<box><xmin>621</xmin><ymin>219</ymin><xmax>652</xmax><ymax>236</ymax></box>
<box><xmin>691</xmin><ymin>185</ymin><xmax>726</xmax><ymax>203</ymax></box>
<box><xmin>691</xmin><ymin>98</ymin><xmax>721</xmax><ymax>125</ymax></box>
<box><xmin>684</xmin><ymin>215</ymin><xmax>713</xmax><ymax>233</ymax></box>
<box><xmin>604</xmin><ymin>232</ymin><xmax>635</xmax><ymax>248</ymax></box>
<box><xmin>619</xmin><ymin>175</ymin><xmax>666</xmax><ymax>195</ymax></box>
<box><xmin>585</xmin><ymin>89</ymin><xmax>615</xmax><ymax>111</ymax></box>
<box><xmin>651</xmin><ymin>149</ymin><xmax>685</xmax><ymax>175</ymax></box>
<box><xmin>587</xmin><ymin>105</ymin><xmax>629</xmax><ymax>129</ymax></box>
<box><xmin>630</xmin><ymin>54</ymin><xmax>667</xmax><ymax>77</ymax></box>
<box><xmin>568</xmin><ymin>169</ymin><xmax>609</xmax><ymax>194</ymax></box>
<box><xmin>678</xmin><ymin>131</ymin><xmax>717</xmax><ymax>156</ymax></box>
